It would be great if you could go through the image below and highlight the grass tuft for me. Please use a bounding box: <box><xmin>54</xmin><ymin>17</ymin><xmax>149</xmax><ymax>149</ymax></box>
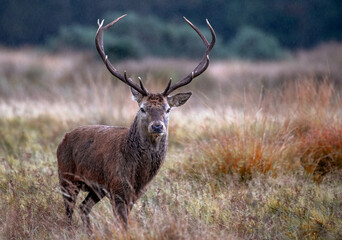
<box><xmin>298</xmin><ymin>127</ymin><xmax>342</xmax><ymax>182</ymax></box>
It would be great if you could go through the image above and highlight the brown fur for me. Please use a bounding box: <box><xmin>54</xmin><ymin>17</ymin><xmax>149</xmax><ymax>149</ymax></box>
<box><xmin>57</xmin><ymin>93</ymin><xmax>190</xmax><ymax>231</ymax></box>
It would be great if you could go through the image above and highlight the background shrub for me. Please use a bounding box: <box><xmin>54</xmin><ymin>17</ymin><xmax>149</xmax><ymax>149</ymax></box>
<box><xmin>228</xmin><ymin>26</ymin><xmax>287</xmax><ymax>60</ymax></box>
<box><xmin>47</xmin><ymin>25</ymin><xmax>97</xmax><ymax>50</ymax></box>
<box><xmin>46</xmin><ymin>12</ymin><xmax>229</xmax><ymax>60</ymax></box>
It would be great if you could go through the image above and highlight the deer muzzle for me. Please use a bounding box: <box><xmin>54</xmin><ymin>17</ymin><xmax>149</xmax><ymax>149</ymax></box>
<box><xmin>149</xmin><ymin>121</ymin><xmax>166</xmax><ymax>135</ymax></box>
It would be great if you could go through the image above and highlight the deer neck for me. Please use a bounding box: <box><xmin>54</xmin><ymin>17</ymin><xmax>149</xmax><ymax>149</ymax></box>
<box><xmin>125</xmin><ymin>116</ymin><xmax>168</xmax><ymax>159</ymax></box>
<box><xmin>124</xmin><ymin>116</ymin><xmax>168</xmax><ymax>196</ymax></box>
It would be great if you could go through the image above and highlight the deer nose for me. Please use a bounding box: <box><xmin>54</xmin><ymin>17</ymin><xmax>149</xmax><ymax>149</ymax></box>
<box><xmin>151</xmin><ymin>123</ymin><xmax>164</xmax><ymax>133</ymax></box>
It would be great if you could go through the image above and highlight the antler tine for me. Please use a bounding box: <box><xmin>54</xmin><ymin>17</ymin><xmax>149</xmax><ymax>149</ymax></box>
<box><xmin>163</xmin><ymin>18</ymin><xmax>216</xmax><ymax>96</ymax></box>
<box><xmin>138</xmin><ymin>77</ymin><xmax>149</xmax><ymax>94</ymax></box>
<box><xmin>95</xmin><ymin>14</ymin><xmax>148</xmax><ymax>96</ymax></box>
<box><xmin>162</xmin><ymin>78</ymin><xmax>172</xmax><ymax>95</ymax></box>
<box><xmin>183</xmin><ymin>17</ymin><xmax>209</xmax><ymax>47</ymax></box>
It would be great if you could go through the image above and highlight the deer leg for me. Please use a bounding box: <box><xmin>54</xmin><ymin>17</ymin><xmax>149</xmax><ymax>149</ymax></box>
<box><xmin>60</xmin><ymin>181</ymin><xmax>80</xmax><ymax>226</ymax></box>
<box><xmin>79</xmin><ymin>190</ymin><xmax>103</xmax><ymax>233</ymax></box>
<box><xmin>111</xmin><ymin>196</ymin><xmax>130</xmax><ymax>229</ymax></box>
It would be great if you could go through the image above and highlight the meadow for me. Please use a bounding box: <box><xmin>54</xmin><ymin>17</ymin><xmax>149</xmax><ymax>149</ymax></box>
<box><xmin>1</xmin><ymin>43</ymin><xmax>342</xmax><ymax>239</ymax></box>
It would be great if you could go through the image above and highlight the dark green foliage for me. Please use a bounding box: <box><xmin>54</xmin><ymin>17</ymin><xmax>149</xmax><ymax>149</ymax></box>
<box><xmin>47</xmin><ymin>25</ymin><xmax>97</xmax><ymax>50</ymax></box>
<box><xmin>47</xmin><ymin>12</ymin><xmax>227</xmax><ymax>60</ymax></box>
<box><xmin>0</xmin><ymin>0</ymin><xmax>341</xmax><ymax>50</ymax></box>
<box><xmin>105</xmin><ymin>37</ymin><xmax>144</xmax><ymax>60</ymax></box>
<box><xmin>228</xmin><ymin>26</ymin><xmax>286</xmax><ymax>60</ymax></box>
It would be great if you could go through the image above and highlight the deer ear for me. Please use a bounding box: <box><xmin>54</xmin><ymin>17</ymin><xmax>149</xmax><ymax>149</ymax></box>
<box><xmin>167</xmin><ymin>92</ymin><xmax>192</xmax><ymax>108</ymax></box>
<box><xmin>131</xmin><ymin>87</ymin><xmax>144</xmax><ymax>103</ymax></box>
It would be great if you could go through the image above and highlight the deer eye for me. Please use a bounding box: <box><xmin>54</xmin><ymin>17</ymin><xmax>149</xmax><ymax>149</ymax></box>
<box><xmin>166</xmin><ymin>108</ymin><xmax>171</xmax><ymax>114</ymax></box>
<box><xmin>140</xmin><ymin>108</ymin><xmax>146</xmax><ymax>113</ymax></box>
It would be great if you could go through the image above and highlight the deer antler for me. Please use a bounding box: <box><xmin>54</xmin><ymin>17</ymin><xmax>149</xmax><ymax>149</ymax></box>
<box><xmin>163</xmin><ymin>17</ymin><xmax>216</xmax><ymax>96</ymax></box>
<box><xmin>95</xmin><ymin>14</ymin><xmax>148</xmax><ymax>96</ymax></box>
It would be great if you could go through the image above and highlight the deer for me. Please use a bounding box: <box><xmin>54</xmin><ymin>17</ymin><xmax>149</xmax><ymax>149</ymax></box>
<box><xmin>57</xmin><ymin>14</ymin><xmax>216</xmax><ymax>232</ymax></box>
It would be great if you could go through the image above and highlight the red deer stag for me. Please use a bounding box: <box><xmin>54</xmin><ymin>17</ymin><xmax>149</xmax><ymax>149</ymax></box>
<box><xmin>57</xmin><ymin>14</ymin><xmax>215</xmax><ymax>231</ymax></box>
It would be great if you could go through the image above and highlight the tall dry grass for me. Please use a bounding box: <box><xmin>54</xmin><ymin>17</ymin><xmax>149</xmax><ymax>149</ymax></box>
<box><xmin>1</xmin><ymin>44</ymin><xmax>342</xmax><ymax>239</ymax></box>
<box><xmin>175</xmin><ymin>79</ymin><xmax>342</xmax><ymax>182</ymax></box>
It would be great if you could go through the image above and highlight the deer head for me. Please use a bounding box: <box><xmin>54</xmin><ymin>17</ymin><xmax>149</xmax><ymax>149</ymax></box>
<box><xmin>130</xmin><ymin>90</ymin><xmax>192</xmax><ymax>139</ymax></box>
<box><xmin>95</xmin><ymin>14</ymin><xmax>216</xmax><ymax>138</ymax></box>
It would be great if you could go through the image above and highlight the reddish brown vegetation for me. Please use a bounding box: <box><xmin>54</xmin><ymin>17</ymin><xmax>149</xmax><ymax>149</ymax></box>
<box><xmin>299</xmin><ymin>127</ymin><xmax>342</xmax><ymax>181</ymax></box>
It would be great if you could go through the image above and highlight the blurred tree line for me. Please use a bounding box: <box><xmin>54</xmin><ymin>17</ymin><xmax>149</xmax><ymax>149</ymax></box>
<box><xmin>1</xmin><ymin>0</ymin><xmax>341</xmax><ymax>60</ymax></box>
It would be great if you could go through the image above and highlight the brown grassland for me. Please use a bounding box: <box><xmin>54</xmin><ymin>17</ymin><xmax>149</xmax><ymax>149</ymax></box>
<box><xmin>1</xmin><ymin>43</ymin><xmax>342</xmax><ymax>239</ymax></box>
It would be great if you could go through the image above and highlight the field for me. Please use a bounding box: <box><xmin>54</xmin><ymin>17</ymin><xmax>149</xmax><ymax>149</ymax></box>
<box><xmin>1</xmin><ymin>43</ymin><xmax>342</xmax><ymax>239</ymax></box>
